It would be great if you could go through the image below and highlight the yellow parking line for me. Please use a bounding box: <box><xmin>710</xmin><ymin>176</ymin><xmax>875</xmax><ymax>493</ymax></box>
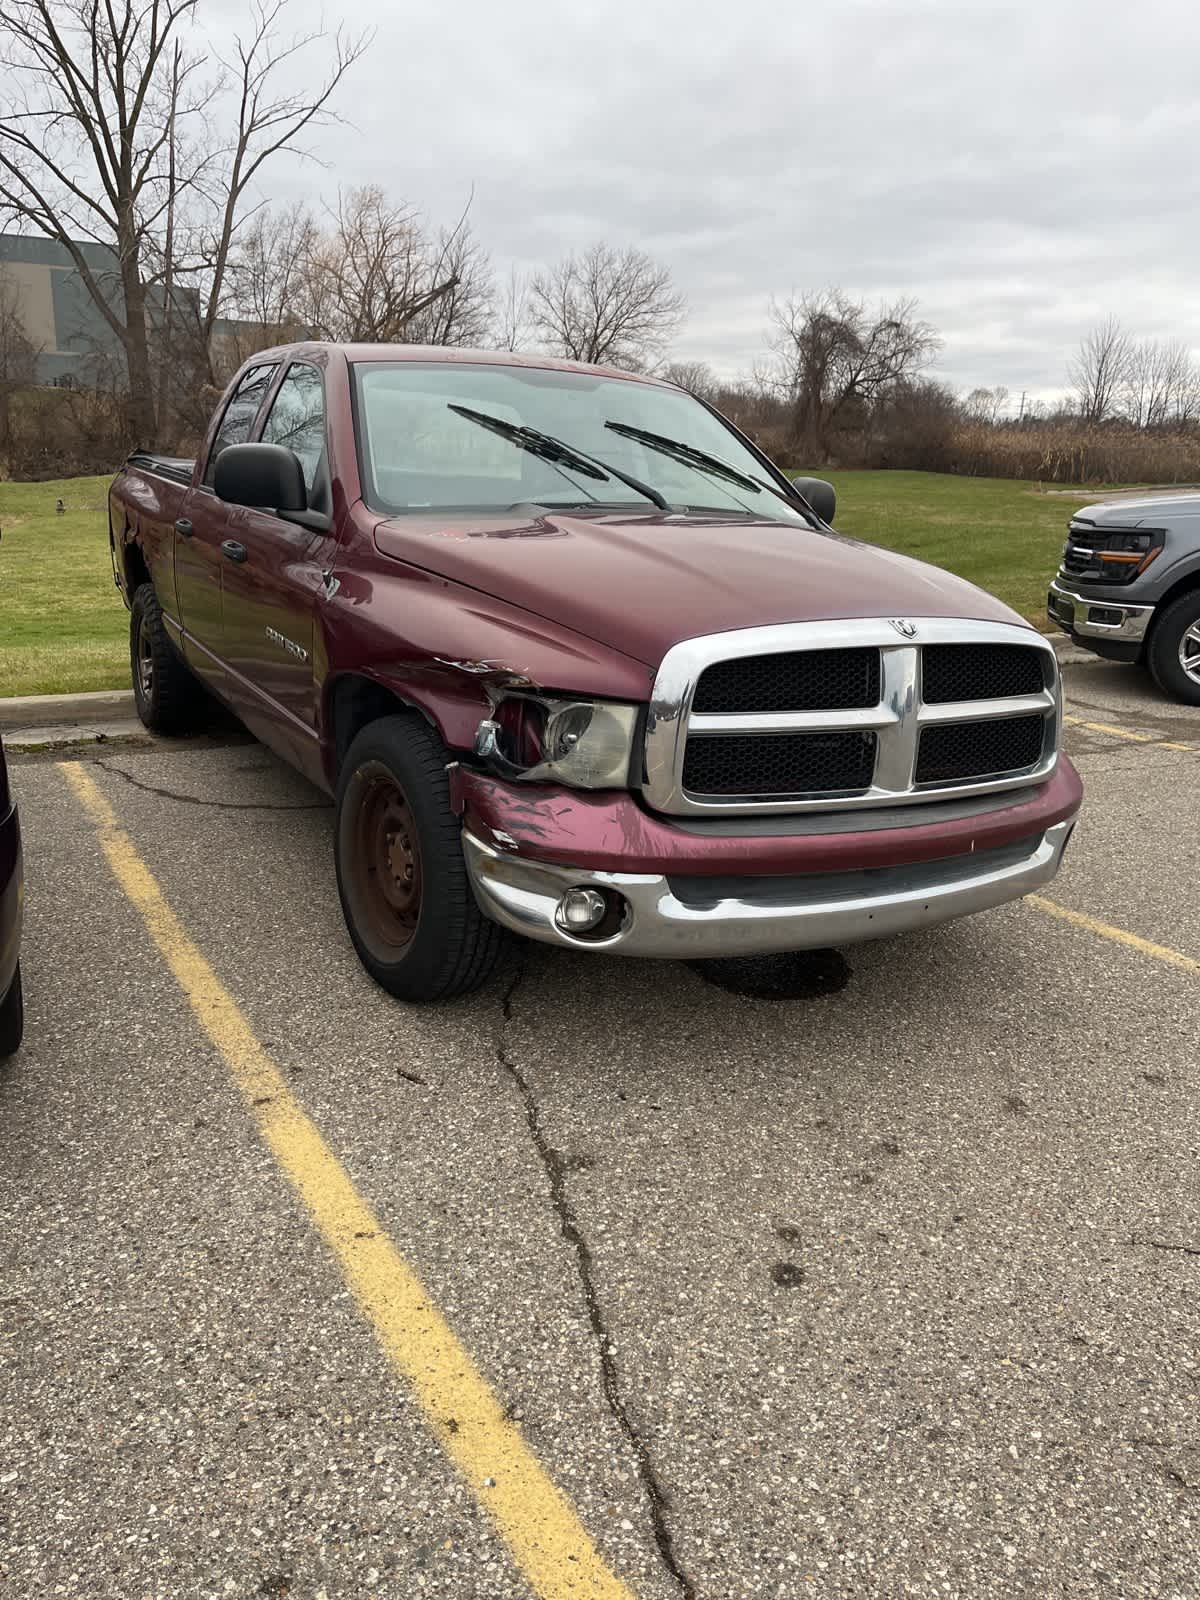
<box><xmin>60</xmin><ymin>761</ymin><xmax>638</xmax><ymax>1600</ymax></box>
<box><xmin>1063</xmin><ymin>713</ymin><xmax>1198</xmax><ymax>754</ymax></box>
<box><xmin>1029</xmin><ymin>894</ymin><xmax>1200</xmax><ymax>976</ymax></box>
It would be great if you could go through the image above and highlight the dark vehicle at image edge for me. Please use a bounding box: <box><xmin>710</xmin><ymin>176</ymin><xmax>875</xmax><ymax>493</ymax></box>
<box><xmin>1048</xmin><ymin>492</ymin><xmax>1200</xmax><ymax>702</ymax></box>
<box><xmin>0</xmin><ymin>733</ymin><xmax>23</xmax><ymax>1055</ymax></box>
<box><xmin>109</xmin><ymin>344</ymin><xmax>1083</xmax><ymax>1002</ymax></box>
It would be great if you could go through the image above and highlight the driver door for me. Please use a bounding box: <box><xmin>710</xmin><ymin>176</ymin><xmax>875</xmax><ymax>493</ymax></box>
<box><xmin>175</xmin><ymin>363</ymin><xmax>278</xmax><ymax>694</ymax></box>
<box><xmin>217</xmin><ymin>361</ymin><xmax>336</xmax><ymax>775</ymax></box>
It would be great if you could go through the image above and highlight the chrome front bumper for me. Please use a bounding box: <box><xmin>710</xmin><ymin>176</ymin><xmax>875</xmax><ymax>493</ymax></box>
<box><xmin>463</xmin><ymin>820</ymin><xmax>1077</xmax><ymax>959</ymax></box>
<box><xmin>1048</xmin><ymin>579</ymin><xmax>1155</xmax><ymax>642</ymax></box>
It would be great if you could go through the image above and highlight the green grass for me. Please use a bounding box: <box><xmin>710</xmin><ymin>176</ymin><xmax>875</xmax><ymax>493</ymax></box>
<box><xmin>0</xmin><ymin>468</ymin><xmax>1113</xmax><ymax>698</ymax></box>
<box><xmin>801</xmin><ymin>470</ymin><xmax>1100</xmax><ymax>624</ymax></box>
<box><xmin>0</xmin><ymin>475</ymin><xmax>126</xmax><ymax>696</ymax></box>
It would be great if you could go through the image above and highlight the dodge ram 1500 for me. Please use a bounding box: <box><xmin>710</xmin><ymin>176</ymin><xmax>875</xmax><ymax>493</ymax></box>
<box><xmin>110</xmin><ymin>344</ymin><xmax>1082</xmax><ymax>1000</ymax></box>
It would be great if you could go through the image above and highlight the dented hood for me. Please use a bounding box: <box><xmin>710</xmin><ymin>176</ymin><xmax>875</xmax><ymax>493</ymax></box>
<box><xmin>373</xmin><ymin>508</ymin><xmax>1027</xmax><ymax>668</ymax></box>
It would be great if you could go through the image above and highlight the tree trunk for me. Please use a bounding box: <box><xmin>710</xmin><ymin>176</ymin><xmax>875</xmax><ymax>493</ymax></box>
<box><xmin>118</xmin><ymin>251</ymin><xmax>158</xmax><ymax>446</ymax></box>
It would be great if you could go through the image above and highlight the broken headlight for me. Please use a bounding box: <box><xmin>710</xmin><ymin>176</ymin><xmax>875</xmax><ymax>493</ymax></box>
<box><xmin>475</xmin><ymin>696</ymin><xmax>639</xmax><ymax>789</ymax></box>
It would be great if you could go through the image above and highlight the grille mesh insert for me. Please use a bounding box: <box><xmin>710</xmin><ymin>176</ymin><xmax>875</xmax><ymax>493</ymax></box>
<box><xmin>692</xmin><ymin>648</ymin><xmax>881</xmax><ymax>714</ymax></box>
<box><xmin>683</xmin><ymin>731</ymin><xmax>876</xmax><ymax>796</ymax></box>
<box><xmin>922</xmin><ymin>644</ymin><xmax>1045</xmax><ymax>704</ymax></box>
<box><xmin>916</xmin><ymin>715</ymin><xmax>1046</xmax><ymax>784</ymax></box>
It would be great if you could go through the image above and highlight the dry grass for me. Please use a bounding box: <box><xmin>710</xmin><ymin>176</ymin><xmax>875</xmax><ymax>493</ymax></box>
<box><xmin>952</xmin><ymin>422</ymin><xmax>1200</xmax><ymax>485</ymax></box>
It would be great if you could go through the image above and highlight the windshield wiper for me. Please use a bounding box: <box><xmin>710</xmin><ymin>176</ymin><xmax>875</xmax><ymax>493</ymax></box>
<box><xmin>603</xmin><ymin>420</ymin><xmax>817</xmax><ymax>523</ymax></box>
<box><xmin>448</xmin><ymin>404</ymin><xmax>669</xmax><ymax>511</ymax></box>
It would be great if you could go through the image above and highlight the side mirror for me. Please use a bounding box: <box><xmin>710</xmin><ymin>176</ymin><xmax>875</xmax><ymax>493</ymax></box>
<box><xmin>791</xmin><ymin>476</ymin><xmax>836</xmax><ymax>525</ymax></box>
<box><xmin>213</xmin><ymin>443</ymin><xmax>306</xmax><ymax>513</ymax></box>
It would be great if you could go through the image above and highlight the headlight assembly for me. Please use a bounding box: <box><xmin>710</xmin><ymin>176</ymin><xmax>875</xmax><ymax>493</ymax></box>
<box><xmin>474</xmin><ymin>696</ymin><xmax>639</xmax><ymax>789</ymax></box>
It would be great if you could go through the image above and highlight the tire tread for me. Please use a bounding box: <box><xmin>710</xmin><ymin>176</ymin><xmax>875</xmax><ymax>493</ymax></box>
<box><xmin>0</xmin><ymin>963</ymin><xmax>23</xmax><ymax>1058</ymax></box>
<box><xmin>1146</xmin><ymin>589</ymin><xmax>1200</xmax><ymax>705</ymax></box>
<box><xmin>131</xmin><ymin>582</ymin><xmax>204</xmax><ymax>734</ymax></box>
<box><xmin>335</xmin><ymin>715</ymin><xmax>512</xmax><ymax>1002</ymax></box>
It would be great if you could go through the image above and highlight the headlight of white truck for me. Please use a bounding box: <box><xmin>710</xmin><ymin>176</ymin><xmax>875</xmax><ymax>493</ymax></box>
<box><xmin>474</xmin><ymin>696</ymin><xmax>640</xmax><ymax>788</ymax></box>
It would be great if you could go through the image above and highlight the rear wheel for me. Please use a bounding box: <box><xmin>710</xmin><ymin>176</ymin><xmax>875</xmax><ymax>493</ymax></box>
<box><xmin>334</xmin><ymin>714</ymin><xmax>512</xmax><ymax>1001</ymax></box>
<box><xmin>130</xmin><ymin>582</ymin><xmax>205</xmax><ymax>733</ymax></box>
<box><xmin>1147</xmin><ymin>590</ymin><xmax>1200</xmax><ymax>705</ymax></box>
<box><xmin>0</xmin><ymin>964</ymin><xmax>23</xmax><ymax>1058</ymax></box>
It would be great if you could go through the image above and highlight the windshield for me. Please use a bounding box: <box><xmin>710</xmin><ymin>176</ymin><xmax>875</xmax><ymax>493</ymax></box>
<box><xmin>353</xmin><ymin>361</ymin><xmax>808</xmax><ymax>524</ymax></box>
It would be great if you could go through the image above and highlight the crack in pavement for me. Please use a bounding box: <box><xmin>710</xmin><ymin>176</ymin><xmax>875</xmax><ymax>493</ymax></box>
<box><xmin>1132</xmin><ymin>1234</ymin><xmax>1200</xmax><ymax>1257</ymax></box>
<box><xmin>97</xmin><ymin>759</ymin><xmax>332</xmax><ymax>812</ymax></box>
<box><xmin>496</xmin><ymin>962</ymin><xmax>696</xmax><ymax>1600</ymax></box>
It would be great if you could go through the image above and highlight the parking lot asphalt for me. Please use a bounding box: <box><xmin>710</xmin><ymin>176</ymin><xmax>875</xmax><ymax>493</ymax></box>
<box><xmin>2</xmin><ymin>656</ymin><xmax>1198</xmax><ymax>1600</ymax></box>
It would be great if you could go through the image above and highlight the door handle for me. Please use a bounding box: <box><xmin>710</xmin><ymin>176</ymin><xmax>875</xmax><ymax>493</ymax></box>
<box><xmin>221</xmin><ymin>540</ymin><xmax>247</xmax><ymax>564</ymax></box>
<box><xmin>175</xmin><ymin>518</ymin><xmax>193</xmax><ymax>538</ymax></box>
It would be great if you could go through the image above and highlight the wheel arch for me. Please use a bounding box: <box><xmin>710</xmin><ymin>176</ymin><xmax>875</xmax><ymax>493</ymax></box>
<box><xmin>1146</xmin><ymin>566</ymin><xmax>1200</xmax><ymax>640</ymax></box>
<box><xmin>123</xmin><ymin>535</ymin><xmax>151</xmax><ymax>598</ymax></box>
<box><xmin>322</xmin><ymin>670</ymin><xmax>488</xmax><ymax>788</ymax></box>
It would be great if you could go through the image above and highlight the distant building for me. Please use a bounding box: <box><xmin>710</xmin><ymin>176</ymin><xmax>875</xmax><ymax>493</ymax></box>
<box><xmin>0</xmin><ymin>233</ymin><xmax>281</xmax><ymax>388</ymax></box>
<box><xmin>0</xmin><ymin>233</ymin><xmax>125</xmax><ymax>385</ymax></box>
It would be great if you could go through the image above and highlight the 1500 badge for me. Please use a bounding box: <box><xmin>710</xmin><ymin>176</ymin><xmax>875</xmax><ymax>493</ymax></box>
<box><xmin>265</xmin><ymin>626</ymin><xmax>308</xmax><ymax>661</ymax></box>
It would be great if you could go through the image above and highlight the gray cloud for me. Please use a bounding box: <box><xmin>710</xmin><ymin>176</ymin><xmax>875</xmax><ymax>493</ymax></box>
<box><xmin>228</xmin><ymin>0</ymin><xmax>1200</xmax><ymax>400</ymax></box>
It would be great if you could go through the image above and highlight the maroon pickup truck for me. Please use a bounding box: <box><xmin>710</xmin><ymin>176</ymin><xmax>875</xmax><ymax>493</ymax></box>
<box><xmin>109</xmin><ymin>344</ymin><xmax>1082</xmax><ymax>1001</ymax></box>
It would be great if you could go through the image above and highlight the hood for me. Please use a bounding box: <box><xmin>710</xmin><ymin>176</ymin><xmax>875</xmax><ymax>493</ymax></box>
<box><xmin>1076</xmin><ymin>493</ymin><xmax>1200</xmax><ymax>529</ymax></box>
<box><xmin>373</xmin><ymin>508</ymin><xmax>1027</xmax><ymax>668</ymax></box>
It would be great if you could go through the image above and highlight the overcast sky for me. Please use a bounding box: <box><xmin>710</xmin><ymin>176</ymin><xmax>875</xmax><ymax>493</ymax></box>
<box><xmin>215</xmin><ymin>0</ymin><xmax>1200</xmax><ymax>403</ymax></box>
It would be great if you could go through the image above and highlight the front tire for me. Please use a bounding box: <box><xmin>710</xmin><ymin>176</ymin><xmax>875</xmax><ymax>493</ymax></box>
<box><xmin>0</xmin><ymin>964</ymin><xmax>23</xmax><ymax>1058</ymax></box>
<box><xmin>334</xmin><ymin>715</ymin><xmax>512</xmax><ymax>1002</ymax></box>
<box><xmin>130</xmin><ymin>582</ymin><xmax>205</xmax><ymax>733</ymax></box>
<box><xmin>1147</xmin><ymin>590</ymin><xmax>1200</xmax><ymax>705</ymax></box>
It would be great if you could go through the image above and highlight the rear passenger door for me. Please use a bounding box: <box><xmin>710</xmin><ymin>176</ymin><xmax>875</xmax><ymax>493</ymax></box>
<box><xmin>175</xmin><ymin>363</ymin><xmax>277</xmax><ymax>693</ymax></box>
<box><xmin>218</xmin><ymin>361</ymin><xmax>337</xmax><ymax>770</ymax></box>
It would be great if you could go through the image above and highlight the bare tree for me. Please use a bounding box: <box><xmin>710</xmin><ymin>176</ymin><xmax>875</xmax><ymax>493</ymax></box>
<box><xmin>493</xmin><ymin>266</ymin><xmax>530</xmax><ymax>351</ymax></box>
<box><xmin>766</xmin><ymin>289</ymin><xmax>940</xmax><ymax>459</ymax></box>
<box><xmin>190</xmin><ymin>2</ymin><xmax>368</xmax><ymax>384</ymax></box>
<box><xmin>963</xmin><ymin>384</ymin><xmax>1010</xmax><ymax>424</ymax></box>
<box><xmin>0</xmin><ymin>0</ymin><xmax>366</xmax><ymax>444</ymax></box>
<box><xmin>1121</xmin><ymin>338</ymin><xmax>1200</xmax><ymax>428</ymax></box>
<box><xmin>0</xmin><ymin>276</ymin><xmax>39</xmax><ymax>449</ymax></box>
<box><xmin>404</xmin><ymin>221</ymin><xmax>493</xmax><ymax>347</ymax></box>
<box><xmin>225</xmin><ymin>202</ymin><xmax>316</xmax><ymax>331</ymax></box>
<box><xmin>1067</xmin><ymin>316</ymin><xmax>1133</xmax><ymax>425</ymax></box>
<box><xmin>293</xmin><ymin>186</ymin><xmax>462</xmax><ymax>343</ymax></box>
<box><xmin>661</xmin><ymin>359</ymin><xmax>719</xmax><ymax>401</ymax></box>
<box><xmin>529</xmin><ymin>243</ymin><xmax>684</xmax><ymax>369</ymax></box>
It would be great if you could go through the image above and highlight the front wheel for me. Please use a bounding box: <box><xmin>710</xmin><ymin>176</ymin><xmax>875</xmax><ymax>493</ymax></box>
<box><xmin>0</xmin><ymin>964</ymin><xmax>23</xmax><ymax>1058</ymax></box>
<box><xmin>334</xmin><ymin>715</ymin><xmax>512</xmax><ymax>1002</ymax></box>
<box><xmin>1146</xmin><ymin>591</ymin><xmax>1200</xmax><ymax>705</ymax></box>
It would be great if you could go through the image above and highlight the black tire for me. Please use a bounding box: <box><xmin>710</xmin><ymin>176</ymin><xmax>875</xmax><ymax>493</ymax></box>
<box><xmin>1146</xmin><ymin>590</ymin><xmax>1200</xmax><ymax>705</ymax></box>
<box><xmin>130</xmin><ymin>582</ymin><xmax>205</xmax><ymax>733</ymax></box>
<box><xmin>0</xmin><ymin>964</ymin><xmax>23</xmax><ymax>1058</ymax></box>
<box><xmin>334</xmin><ymin>715</ymin><xmax>512</xmax><ymax>1002</ymax></box>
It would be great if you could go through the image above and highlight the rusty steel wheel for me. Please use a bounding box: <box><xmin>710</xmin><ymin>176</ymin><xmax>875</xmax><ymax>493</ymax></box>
<box><xmin>334</xmin><ymin>714</ymin><xmax>512</xmax><ymax>1002</ymax></box>
<box><xmin>348</xmin><ymin>762</ymin><xmax>423</xmax><ymax>957</ymax></box>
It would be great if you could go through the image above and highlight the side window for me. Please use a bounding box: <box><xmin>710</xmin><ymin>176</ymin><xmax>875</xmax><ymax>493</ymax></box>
<box><xmin>203</xmin><ymin>364</ymin><xmax>278</xmax><ymax>486</ymax></box>
<box><xmin>260</xmin><ymin>363</ymin><xmax>326</xmax><ymax>496</ymax></box>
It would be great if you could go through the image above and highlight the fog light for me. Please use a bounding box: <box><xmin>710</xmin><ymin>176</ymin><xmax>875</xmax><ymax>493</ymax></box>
<box><xmin>556</xmin><ymin>887</ymin><xmax>608</xmax><ymax>933</ymax></box>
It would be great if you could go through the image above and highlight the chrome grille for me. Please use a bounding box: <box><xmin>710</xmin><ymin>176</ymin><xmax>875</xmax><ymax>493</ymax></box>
<box><xmin>642</xmin><ymin>618</ymin><xmax>1060</xmax><ymax>816</ymax></box>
